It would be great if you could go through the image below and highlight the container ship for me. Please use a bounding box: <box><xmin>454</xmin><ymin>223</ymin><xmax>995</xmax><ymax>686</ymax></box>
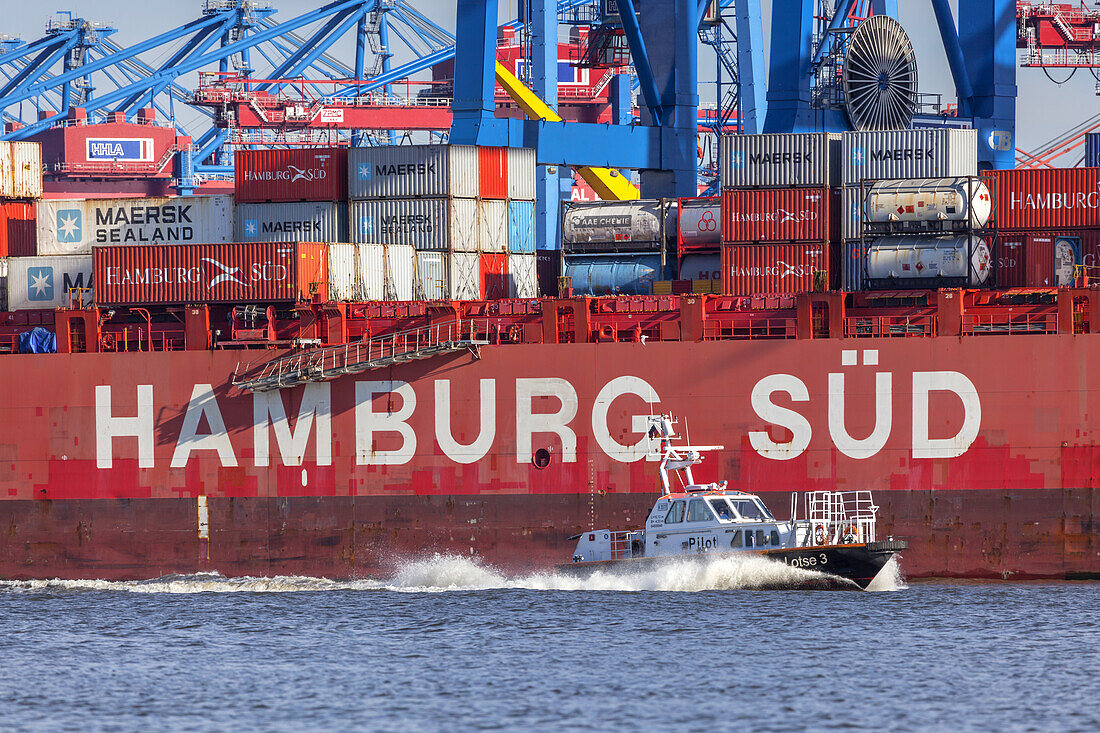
<box><xmin>1</xmin><ymin>3</ymin><xmax>1099</xmax><ymax>582</ymax></box>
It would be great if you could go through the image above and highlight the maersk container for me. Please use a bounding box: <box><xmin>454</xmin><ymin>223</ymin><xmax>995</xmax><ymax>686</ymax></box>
<box><xmin>720</xmin><ymin>133</ymin><xmax>840</xmax><ymax>189</ymax></box>
<box><xmin>451</xmin><ymin>251</ymin><xmax>481</xmax><ymax>300</ymax></box>
<box><xmin>562</xmin><ymin>200</ymin><xmax>668</xmax><ymax>248</ymax></box>
<box><xmin>350</xmin><ymin>197</ymin><xmax>478</xmax><ymax>251</ymax></box>
<box><xmin>348</xmin><ymin>144</ymin><xmax>478</xmax><ymax>199</ymax></box>
<box><xmin>842</xmin><ymin>241</ymin><xmax>864</xmax><ymax>291</ymax></box>
<box><xmin>1087</xmin><ymin>133</ymin><xmax>1100</xmax><ymax>168</ymax></box>
<box><xmin>93</xmin><ymin>242</ymin><xmax>328</xmax><ymax>305</ymax></box>
<box><xmin>385</xmin><ymin>244</ymin><xmax>416</xmax><ymax>301</ymax></box>
<box><xmin>841</xmin><ymin>187</ymin><xmax>863</xmax><ymax>241</ymax></box>
<box><xmin>564</xmin><ymin>255</ymin><xmax>663</xmax><ymax>296</ymax></box>
<box><xmin>720</xmin><ymin>187</ymin><xmax>830</xmax><ymax>243</ymax></box>
<box><xmin>865</xmin><ymin>235</ymin><xmax>991</xmax><ymax>287</ymax></box>
<box><xmin>720</xmin><ymin>243</ymin><xmax>828</xmax><ymax>295</ymax></box>
<box><xmin>0</xmin><ymin>200</ymin><xmax>37</xmax><ymax>257</ymax></box>
<box><xmin>478</xmin><ymin>199</ymin><xmax>509</xmax><ymax>253</ymax></box>
<box><xmin>508</xmin><ymin>200</ymin><xmax>536</xmax><ymax>254</ymax></box>
<box><xmin>864</xmin><ymin>177</ymin><xmax>992</xmax><ymax>228</ymax></box>
<box><xmin>678</xmin><ymin>253</ymin><xmax>721</xmax><ymax>282</ymax></box>
<box><xmin>235</xmin><ymin>147</ymin><xmax>348</xmax><ymax>203</ymax></box>
<box><xmin>236</xmin><ymin>201</ymin><xmax>348</xmax><ymax>243</ymax></box>
<box><xmin>0</xmin><ymin>141</ymin><xmax>43</xmax><ymax>199</ymax></box>
<box><xmin>416</xmin><ymin>251</ymin><xmax>448</xmax><ymax>300</ymax></box>
<box><xmin>508</xmin><ymin>253</ymin><xmax>538</xmax><ymax>298</ymax></box>
<box><xmin>37</xmin><ymin>195</ymin><xmax>234</xmax><ymax>256</ymax></box>
<box><xmin>677</xmin><ymin>197</ymin><xmax>721</xmax><ymax>248</ymax></box>
<box><xmin>842</xmin><ymin>129</ymin><xmax>977</xmax><ymax>185</ymax></box>
<box><xmin>7</xmin><ymin>255</ymin><xmax>93</xmax><ymax>310</ymax></box>
<box><xmin>507</xmin><ymin>146</ymin><xmax>536</xmax><ymax>200</ymax></box>
<box><xmin>328</xmin><ymin>243</ymin><xmax>384</xmax><ymax>301</ymax></box>
<box><xmin>481</xmin><ymin>252</ymin><xmax>508</xmax><ymax>299</ymax></box>
<box><xmin>983</xmin><ymin>168</ymin><xmax>1100</xmax><ymax>230</ymax></box>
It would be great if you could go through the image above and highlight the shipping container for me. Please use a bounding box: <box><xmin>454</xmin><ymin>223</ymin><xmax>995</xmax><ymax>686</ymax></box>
<box><xmin>678</xmin><ymin>252</ymin><xmax>721</xmax><ymax>282</ymax></box>
<box><xmin>508</xmin><ymin>253</ymin><xmax>538</xmax><ymax>298</ymax></box>
<box><xmin>328</xmin><ymin>243</ymin><xmax>384</xmax><ymax>301</ymax></box>
<box><xmin>983</xmin><ymin>168</ymin><xmax>1100</xmax><ymax>230</ymax></box>
<box><xmin>385</xmin><ymin>244</ymin><xmax>416</xmax><ymax>301</ymax></box>
<box><xmin>93</xmin><ymin>242</ymin><xmax>328</xmax><ymax>305</ymax></box>
<box><xmin>562</xmin><ymin>199</ymin><xmax>670</xmax><ymax>249</ymax></box>
<box><xmin>841</xmin><ymin>187</ymin><xmax>862</xmax><ymax>241</ymax></box>
<box><xmin>7</xmin><ymin>255</ymin><xmax>93</xmax><ymax>310</ymax></box>
<box><xmin>37</xmin><ymin>195</ymin><xmax>234</xmax><ymax>256</ymax></box>
<box><xmin>507</xmin><ymin>146</ymin><xmax>536</xmax><ymax>201</ymax></box>
<box><xmin>995</xmin><ymin>230</ymin><xmax>1098</xmax><ymax>288</ymax></box>
<box><xmin>349</xmin><ymin>145</ymin><xmax>478</xmax><ymax>199</ymax></box>
<box><xmin>865</xmin><ymin>235</ymin><xmax>991</xmax><ymax>288</ymax></box>
<box><xmin>235</xmin><ymin>148</ymin><xmax>348</xmax><ymax>203</ymax></box>
<box><xmin>478</xmin><ymin>147</ymin><xmax>508</xmax><ymax>199</ymax></box>
<box><xmin>564</xmin><ymin>255</ymin><xmax>663</xmax><ymax>296</ymax></box>
<box><xmin>842</xmin><ymin>240</ymin><xmax>864</xmax><ymax>292</ymax></box>
<box><xmin>478</xmin><ymin>199</ymin><xmax>509</xmax><ymax>253</ymax></box>
<box><xmin>236</xmin><ymin>201</ymin><xmax>348</xmax><ymax>243</ymax></box>
<box><xmin>842</xmin><ymin>129</ymin><xmax>977</xmax><ymax>185</ymax></box>
<box><xmin>0</xmin><ymin>141</ymin><xmax>43</xmax><ymax>199</ymax></box>
<box><xmin>508</xmin><ymin>200</ymin><xmax>536</xmax><ymax>254</ymax></box>
<box><xmin>720</xmin><ymin>132</ymin><xmax>840</xmax><ymax>188</ymax></box>
<box><xmin>1087</xmin><ymin>132</ymin><xmax>1100</xmax><ymax>168</ymax></box>
<box><xmin>481</xmin><ymin>252</ymin><xmax>508</xmax><ymax>299</ymax></box>
<box><xmin>0</xmin><ymin>258</ymin><xmax>6</xmax><ymax>311</ymax></box>
<box><xmin>996</xmin><ymin>234</ymin><xmax>1027</xmax><ymax>288</ymax></box>
<box><xmin>451</xmin><ymin>251</ymin><xmax>481</xmax><ymax>300</ymax></box>
<box><xmin>864</xmin><ymin>177</ymin><xmax>992</xmax><ymax>230</ymax></box>
<box><xmin>0</xmin><ymin>200</ymin><xmax>36</xmax><ymax>257</ymax></box>
<box><xmin>536</xmin><ymin>251</ymin><xmax>562</xmax><ymax>296</ymax></box>
<box><xmin>416</xmin><ymin>251</ymin><xmax>448</xmax><ymax>300</ymax></box>
<box><xmin>677</xmin><ymin>197</ymin><xmax>721</xmax><ymax>250</ymax></box>
<box><xmin>720</xmin><ymin>243</ymin><xmax>828</xmax><ymax>295</ymax></box>
<box><xmin>350</xmin><ymin>197</ymin><xmax>478</xmax><ymax>251</ymax></box>
<box><xmin>720</xmin><ymin>187</ymin><xmax>830</xmax><ymax>243</ymax></box>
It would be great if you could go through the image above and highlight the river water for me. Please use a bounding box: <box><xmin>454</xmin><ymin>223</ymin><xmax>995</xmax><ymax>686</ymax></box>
<box><xmin>0</xmin><ymin>554</ymin><xmax>1096</xmax><ymax>732</ymax></box>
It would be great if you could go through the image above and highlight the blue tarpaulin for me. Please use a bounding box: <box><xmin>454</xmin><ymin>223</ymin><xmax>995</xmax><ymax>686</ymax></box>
<box><xmin>19</xmin><ymin>327</ymin><xmax>57</xmax><ymax>354</ymax></box>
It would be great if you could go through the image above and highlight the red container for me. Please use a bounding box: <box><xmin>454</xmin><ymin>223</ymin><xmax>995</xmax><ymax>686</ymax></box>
<box><xmin>720</xmin><ymin>187</ymin><xmax>830</xmax><ymax>243</ymax></box>
<box><xmin>478</xmin><ymin>147</ymin><xmax>508</xmax><ymax>200</ymax></box>
<box><xmin>984</xmin><ymin>168</ymin><xmax>1100</xmax><ymax>230</ymax></box>
<box><xmin>481</xmin><ymin>252</ymin><xmax>508</xmax><ymax>300</ymax></box>
<box><xmin>994</xmin><ymin>229</ymin><xmax>1100</xmax><ymax>288</ymax></box>
<box><xmin>0</xmin><ymin>200</ymin><xmax>37</xmax><ymax>256</ymax></box>
<box><xmin>234</xmin><ymin>148</ymin><xmax>348</xmax><ymax>203</ymax></box>
<box><xmin>720</xmin><ymin>243</ymin><xmax>829</xmax><ymax>295</ymax></box>
<box><xmin>94</xmin><ymin>242</ymin><xmax>328</xmax><ymax>305</ymax></box>
<box><xmin>995</xmin><ymin>233</ymin><xmax>1028</xmax><ymax>288</ymax></box>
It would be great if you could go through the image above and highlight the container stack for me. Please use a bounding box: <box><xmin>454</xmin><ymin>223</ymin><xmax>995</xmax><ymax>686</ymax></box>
<box><xmin>347</xmin><ymin>144</ymin><xmax>536</xmax><ymax>301</ymax></box>
<box><xmin>0</xmin><ymin>141</ymin><xmax>43</xmax><ymax>310</ymax></box>
<box><xmin>670</xmin><ymin>196</ymin><xmax>721</xmax><ymax>294</ymax></box>
<box><xmin>559</xmin><ymin>199</ymin><xmax>672</xmax><ymax>296</ymax></box>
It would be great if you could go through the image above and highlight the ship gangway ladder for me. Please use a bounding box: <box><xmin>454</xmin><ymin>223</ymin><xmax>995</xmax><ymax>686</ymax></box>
<box><xmin>232</xmin><ymin>319</ymin><xmax>489</xmax><ymax>393</ymax></box>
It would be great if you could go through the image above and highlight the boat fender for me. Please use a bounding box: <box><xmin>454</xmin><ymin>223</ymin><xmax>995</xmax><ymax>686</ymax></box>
<box><xmin>814</xmin><ymin>526</ymin><xmax>827</xmax><ymax>545</ymax></box>
<box><xmin>842</xmin><ymin>526</ymin><xmax>857</xmax><ymax>544</ymax></box>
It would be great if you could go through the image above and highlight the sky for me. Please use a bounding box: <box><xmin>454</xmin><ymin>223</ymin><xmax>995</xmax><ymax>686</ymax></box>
<box><xmin>1</xmin><ymin>0</ymin><xmax>1096</xmax><ymax>161</ymax></box>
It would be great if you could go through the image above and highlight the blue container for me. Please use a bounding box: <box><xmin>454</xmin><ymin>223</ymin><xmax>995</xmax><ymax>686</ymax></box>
<box><xmin>564</xmin><ymin>255</ymin><xmax>663</xmax><ymax>296</ymax></box>
<box><xmin>508</xmin><ymin>200</ymin><xmax>536</xmax><ymax>254</ymax></box>
<box><xmin>1087</xmin><ymin>133</ymin><xmax>1100</xmax><ymax>168</ymax></box>
<box><xmin>843</xmin><ymin>240</ymin><xmax>864</xmax><ymax>292</ymax></box>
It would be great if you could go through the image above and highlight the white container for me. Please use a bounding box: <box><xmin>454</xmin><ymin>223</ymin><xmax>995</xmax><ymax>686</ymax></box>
<box><xmin>37</xmin><ymin>195</ymin><xmax>234</xmax><ymax>256</ymax></box>
<box><xmin>864</xmin><ymin>177</ymin><xmax>992</xmax><ymax>228</ymax></box>
<box><xmin>507</xmin><ymin>147</ymin><xmax>536</xmax><ymax>201</ymax></box>
<box><xmin>508</xmin><ymin>253</ymin><xmax>538</xmax><ymax>298</ymax></box>
<box><xmin>328</xmin><ymin>243</ymin><xmax>384</xmax><ymax>301</ymax></box>
<box><xmin>416</xmin><ymin>251</ymin><xmax>448</xmax><ymax>300</ymax></box>
<box><xmin>8</xmin><ymin>255</ymin><xmax>93</xmax><ymax>310</ymax></box>
<box><xmin>866</xmin><ymin>235</ymin><xmax>991</xmax><ymax>286</ymax></box>
<box><xmin>678</xmin><ymin>198</ymin><xmax>721</xmax><ymax>247</ymax></box>
<box><xmin>385</xmin><ymin>244</ymin><xmax>416</xmax><ymax>301</ymax></box>
<box><xmin>450</xmin><ymin>251</ymin><xmax>481</xmax><ymax>300</ymax></box>
<box><xmin>351</xmin><ymin>197</ymin><xmax>478</xmax><ymax>251</ymax></box>
<box><xmin>0</xmin><ymin>142</ymin><xmax>42</xmax><ymax>199</ymax></box>
<box><xmin>842</xmin><ymin>129</ymin><xmax>978</xmax><ymax>186</ymax></box>
<box><xmin>236</xmin><ymin>201</ymin><xmax>347</xmax><ymax>242</ymax></box>
<box><xmin>721</xmin><ymin>133</ymin><xmax>840</xmax><ymax>189</ymax></box>
<box><xmin>478</xmin><ymin>199</ymin><xmax>508</xmax><ymax>253</ymax></box>
<box><xmin>678</xmin><ymin>253</ymin><xmax>721</xmax><ymax>281</ymax></box>
<box><xmin>349</xmin><ymin>144</ymin><xmax>479</xmax><ymax>199</ymax></box>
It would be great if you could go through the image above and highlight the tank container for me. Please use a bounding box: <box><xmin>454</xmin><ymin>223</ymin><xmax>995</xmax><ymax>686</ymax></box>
<box><xmin>677</xmin><ymin>197</ymin><xmax>721</xmax><ymax>248</ymax></box>
<box><xmin>7</xmin><ymin>254</ymin><xmax>93</xmax><ymax>310</ymax></box>
<box><xmin>841</xmin><ymin>129</ymin><xmax>977</xmax><ymax>185</ymax></box>
<box><xmin>564</xmin><ymin>255</ymin><xmax>663</xmax><ymax>296</ymax></box>
<box><xmin>562</xmin><ymin>200</ymin><xmax>668</xmax><ymax>249</ymax></box>
<box><xmin>349</xmin><ymin>144</ymin><xmax>479</xmax><ymax>199</ymax></box>
<box><xmin>720</xmin><ymin>132</ymin><xmax>840</xmax><ymax>188</ymax></box>
<box><xmin>236</xmin><ymin>201</ymin><xmax>347</xmax><ymax>243</ymax></box>
<box><xmin>864</xmin><ymin>177</ymin><xmax>992</xmax><ymax>228</ymax></box>
<box><xmin>865</xmin><ymin>235</ymin><xmax>991</xmax><ymax>287</ymax></box>
<box><xmin>678</xmin><ymin>253</ymin><xmax>721</xmax><ymax>282</ymax></box>
<box><xmin>350</xmin><ymin>198</ymin><xmax>478</xmax><ymax>251</ymax></box>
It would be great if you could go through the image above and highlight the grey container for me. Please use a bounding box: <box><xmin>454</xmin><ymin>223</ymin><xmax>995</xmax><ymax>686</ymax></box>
<box><xmin>1087</xmin><ymin>132</ymin><xmax>1100</xmax><ymax>168</ymax></box>
<box><xmin>720</xmin><ymin>133</ymin><xmax>841</xmax><ymax>188</ymax></box>
<box><xmin>842</xmin><ymin>129</ymin><xmax>977</xmax><ymax>185</ymax></box>
<box><xmin>350</xmin><ymin>197</ymin><xmax>478</xmax><ymax>251</ymax></box>
<box><xmin>236</xmin><ymin>201</ymin><xmax>347</xmax><ymax>243</ymax></box>
<box><xmin>416</xmin><ymin>251</ymin><xmax>448</xmax><ymax>300</ymax></box>
<box><xmin>349</xmin><ymin>144</ymin><xmax>479</xmax><ymax>199</ymax></box>
<box><xmin>841</xmin><ymin>186</ymin><xmax>863</xmax><ymax>241</ymax></box>
<box><xmin>842</xmin><ymin>240</ymin><xmax>864</xmax><ymax>292</ymax></box>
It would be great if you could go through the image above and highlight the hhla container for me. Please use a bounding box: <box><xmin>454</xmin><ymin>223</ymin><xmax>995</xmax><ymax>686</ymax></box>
<box><xmin>720</xmin><ymin>188</ymin><xmax>830</xmax><ymax>243</ymax></box>
<box><xmin>349</xmin><ymin>144</ymin><xmax>479</xmax><ymax>199</ymax></box>
<box><xmin>478</xmin><ymin>199</ymin><xmax>509</xmax><ymax>253</ymax></box>
<box><xmin>235</xmin><ymin>147</ymin><xmax>348</xmax><ymax>203</ymax></box>
<box><xmin>93</xmin><ymin>242</ymin><xmax>328</xmax><ymax>305</ymax></box>
<box><xmin>350</xmin><ymin>198</ymin><xmax>478</xmax><ymax>251</ymax></box>
<box><xmin>842</xmin><ymin>129</ymin><xmax>977</xmax><ymax>185</ymax></box>
<box><xmin>236</xmin><ymin>201</ymin><xmax>348</xmax><ymax>243</ymax></box>
<box><xmin>37</xmin><ymin>195</ymin><xmax>234</xmax><ymax>256</ymax></box>
<box><xmin>720</xmin><ymin>133</ymin><xmax>840</xmax><ymax>189</ymax></box>
<box><xmin>0</xmin><ymin>200</ymin><xmax>37</xmax><ymax>256</ymax></box>
<box><xmin>508</xmin><ymin>253</ymin><xmax>538</xmax><ymax>298</ymax></box>
<box><xmin>983</xmin><ymin>168</ymin><xmax>1100</xmax><ymax>230</ymax></box>
<box><xmin>328</xmin><ymin>243</ymin><xmax>384</xmax><ymax>301</ymax></box>
<box><xmin>0</xmin><ymin>141</ymin><xmax>43</xmax><ymax>199</ymax></box>
<box><xmin>7</xmin><ymin>255</ymin><xmax>93</xmax><ymax>310</ymax></box>
<box><xmin>720</xmin><ymin>243</ymin><xmax>829</xmax><ymax>295</ymax></box>
<box><xmin>508</xmin><ymin>200</ymin><xmax>536</xmax><ymax>254</ymax></box>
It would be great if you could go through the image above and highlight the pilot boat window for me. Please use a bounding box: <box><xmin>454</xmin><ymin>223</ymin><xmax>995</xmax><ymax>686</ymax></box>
<box><xmin>731</xmin><ymin>500</ymin><xmax>772</xmax><ymax>521</ymax></box>
<box><xmin>686</xmin><ymin>499</ymin><xmax>713</xmax><ymax>522</ymax></box>
<box><xmin>730</xmin><ymin>530</ymin><xmax>743</xmax><ymax>548</ymax></box>
<box><xmin>665</xmin><ymin>501</ymin><xmax>686</xmax><ymax>524</ymax></box>
<box><xmin>709</xmin><ymin>499</ymin><xmax>735</xmax><ymax>521</ymax></box>
<box><xmin>756</xmin><ymin>529</ymin><xmax>765</xmax><ymax>546</ymax></box>
<box><xmin>770</xmin><ymin>530</ymin><xmax>780</xmax><ymax>546</ymax></box>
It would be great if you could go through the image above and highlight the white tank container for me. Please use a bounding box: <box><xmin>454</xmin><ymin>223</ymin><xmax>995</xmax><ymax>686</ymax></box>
<box><xmin>865</xmin><ymin>177</ymin><xmax>992</xmax><ymax>228</ymax></box>
<box><xmin>508</xmin><ymin>253</ymin><xmax>538</xmax><ymax>298</ymax></box>
<box><xmin>678</xmin><ymin>253</ymin><xmax>722</xmax><ymax>281</ymax></box>
<box><xmin>351</xmin><ymin>197</ymin><xmax>478</xmax><ymax>251</ymax></box>
<box><xmin>8</xmin><ymin>255</ymin><xmax>93</xmax><ymax>310</ymax></box>
<box><xmin>349</xmin><ymin>144</ymin><xmax>478</xmax><ymax>199</ymax></box>
<box><xmin>678</xmin><ymin>198</ymin><xmax>721</xmax><ymax>247</ymax></box>
<box><xmin>478</xmin><ymin>199</ymin><xmax>509</xmax><ymax>253</ymax></box>
<box><xmin>562</xmin><ymin>200</ymin><xmax>667</xmax><ymax>245</ymax></box>
<box><xmin>866</xmin><ymin>235</ymin><xmax>991</xmax><ymax>286</ymax></box>
<box><xmin>842</xmin><ymin>129</ymin><xmax>978</xmax><ymax>186</ymax></box>
<box><xmin>385</xmin><ymin>244</ymin><xmax>416</xmax><ymax>301</ymax></box>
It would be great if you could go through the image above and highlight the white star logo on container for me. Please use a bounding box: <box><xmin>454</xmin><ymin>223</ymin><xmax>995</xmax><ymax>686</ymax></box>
<box><xmin>245</xmin><ymin>220</ymin><xmax>258</xmax><ymax>236</ymax></box>
<box><xmin>358</xmin><ymin>164</ymin><xmax>371</xmax><ymax>181</ymax></box>
<box><xmin>30</xmin><ymin>272</ymin><xmax>50</xmax><ymax>296</ymax></box>
<box><xmin>58</xmin><ymin>214</ymin><xmax>80</xmax><ymax>240</ymax></box>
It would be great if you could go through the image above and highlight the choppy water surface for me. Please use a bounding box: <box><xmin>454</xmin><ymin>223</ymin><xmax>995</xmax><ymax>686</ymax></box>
<box><xmin>1</xmin><ymin>555</ymin><xmax>1096</xmax><ymax>732</ymax></box>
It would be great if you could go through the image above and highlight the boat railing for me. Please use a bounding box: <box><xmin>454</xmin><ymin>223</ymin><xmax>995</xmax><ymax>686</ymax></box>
<box><xmin>805</xmin><ymin>490</ymin><xmax>879</xmax><ymax>545</ymax></box>
<box><xmin>608</xmin><ymin>530</ymin><xmax>637</xmax><ymax>560</ymax></box>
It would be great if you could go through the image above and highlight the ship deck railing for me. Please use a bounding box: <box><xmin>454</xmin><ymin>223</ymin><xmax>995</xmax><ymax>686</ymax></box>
<box><xmin>962</xmin><ymin>312</ymin><xmax>1058</xmax><ymax>335</ymax></box>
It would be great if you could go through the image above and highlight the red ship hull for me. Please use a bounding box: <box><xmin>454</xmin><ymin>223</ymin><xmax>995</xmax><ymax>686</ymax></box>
<box><xmin>1</xmin><ymin>336</ymin><xmax>1098</xmax><ymax>580</ymax></box>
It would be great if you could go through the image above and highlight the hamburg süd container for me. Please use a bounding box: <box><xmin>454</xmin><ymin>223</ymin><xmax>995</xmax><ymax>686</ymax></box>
<box><xmin>328</xmin><ymin>243</ymin><xmax>384</xmax><ymax>301</ymax></box>
<box><xmin>351</xmin><ymin>197</ymin><xmax>478</xmax><ymax>251</ymax></box>
<box><xmin>995</xmin><ymin>230</ymin><xmax>1097</xmax><ymax>288</ymax></box>
<box><xmin>508</xmin><ymin>253</ymin><xmax>538</xmax><ymax>298</ymax></box>
<box><xmin>478</xmin><ymin>199</ymin><xmax>509</xmax><ymax>253</ymax></box>
<box><xmin>864</xmin><ymin>235</ymin><xmax>991</xmax><ymax>287</ymax></box>
<box><xmin>236</xmin><ymin>201</ymin><xmax>348</xmax><ymax>243</ymax></box>
<box><xmin>720</xmin><ymin>187</ymin><xmax>830</xmax><ymax>243</ymax></box>
<box><xmin>0</xmin><ymin>141</ymin><xmax>43</xmax><ymax>199</ymax></box>
<box><xmin>481</xmin><ymin>252</ymin><xmax>508</xmax><ymax>300</ymax></box>
<box><xmin>506</xmin><ymin>146</ymin><xmax>536</xmax><ymax>201</ymax></box>
<box><xmin>235</xmin><ymin>147</ymin><xmax>348</xmax><ymax>203</ymax></box>
<box><xmin>864</xmin><ymin>177</ymin><xmax>992</xmax><ymax>230</ymax></box>
<box><xmin>720</xmin><ymin>243</ymin><xmax>828</xmax><ymax>295</ymax></box>
<box><xmin>721</xmin><ymin>132</ymin><xmax>840</xmax><ymax>189</ymax></box>
<box><xmin>678</xmin><ymin>253</ymin><xmax>721</xmax><ymax>282</ymax></box>
<box><xmin>93</xmin><ymin>242</ymin><xmax>328</xmax><ymax>305</ymax></box>
<box><xmin>677</xmin><ymin>197</ymin><xmax>721</xmax><ymax>250</ymax></box>
<box><xmin>478</xmin><ymin>146</ymin><xmax>508</xmax><ymax>199</ymax></box>
<box><xmin>562</xmin><ymin>199</ymin><xmax>669</xmax><ymax>249</ymax></box>
<box><xmin>983</xmin><ymin>167</ymin><xmax>1100</xmax><ymax>230</ymax></box>
<box><xmin>416</xmin><ymin>251</ymin><xmax>448</xmax><ymax>300</ymax></box>
<box><xmin>385</xmin><ymin>244</ymin><xmax>416</xmax><ymax>301</ymax></box>
<box><xmin>564</xmin><ymin>254</ymin><xmax>663</xmax><ymax>296</ymax></box>
<box><xmin>0</xmin><ymin>200</ymin><xmax>37</xmax><ymax>257</ymax></box>
<box><xmin>37</xmin><ymin>195</ymin><xmax>234</xmax><ymax>256</ymax></box>
<box><xmin>842</xmin><ymin>128</ymin><xmax>977</xmax><ymax>185</ymax></box>
<box><xmin>7</xmin><ymin>254</ymin><xmax>93</xmax><ymax>310</ymax></box>
<box><xmin>508</xmin><ymin>200</ymin><xmax>536</xmax><ymax>254</ymax></box>
<box><xmin>349</xmin><ymin>144</ymin><xmax>478</xmax><ymax>199</ymax></box>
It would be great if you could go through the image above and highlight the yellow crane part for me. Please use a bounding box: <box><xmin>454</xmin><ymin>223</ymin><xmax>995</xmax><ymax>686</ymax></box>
<box><xmin>494</xmin><ymin>61</ymin><xmax>640</xmax><ymax>201</ymax></box>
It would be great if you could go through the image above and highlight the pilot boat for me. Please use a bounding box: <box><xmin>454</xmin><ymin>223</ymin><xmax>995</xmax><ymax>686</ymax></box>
<box><xmin>560</xmin><ymin>414</ymin><xmax>907</xmax><ymax>590</ymax></box>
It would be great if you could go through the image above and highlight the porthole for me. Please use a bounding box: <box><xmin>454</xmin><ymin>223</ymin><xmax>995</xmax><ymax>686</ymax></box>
<box><xmin>532</xmin><ymin>448</ymin><xmax>552</xmax><ymax>469</ymax></box>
